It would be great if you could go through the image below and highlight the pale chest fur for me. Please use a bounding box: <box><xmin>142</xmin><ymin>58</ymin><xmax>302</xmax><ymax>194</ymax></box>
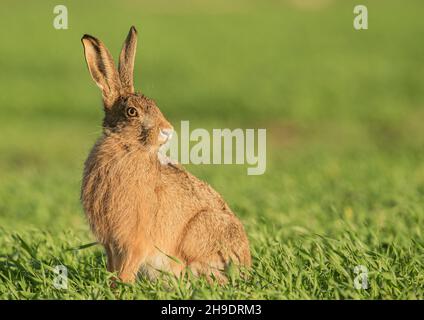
<box><xmin>81</xmin><ymin>140</ymin><xmax>160</xmax><ymax>245</ymax></box>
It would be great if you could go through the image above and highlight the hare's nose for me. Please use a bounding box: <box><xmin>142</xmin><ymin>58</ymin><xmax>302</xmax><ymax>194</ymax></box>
<box><xmin>159</xmin><ymin>128</ymin><xmax>173</xmax><ymax>141</ymax></box>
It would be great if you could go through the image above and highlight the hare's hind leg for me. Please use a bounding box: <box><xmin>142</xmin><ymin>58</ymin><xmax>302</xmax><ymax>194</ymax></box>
<box><xmin>178</xmin><ymin>210</ymin><xmax>251</xmax><ymax>283</ymax></box>
<box><xmin>187</xmin><ymin>260</ymin><xmax>228</xmax><ymax>284</ymax></box>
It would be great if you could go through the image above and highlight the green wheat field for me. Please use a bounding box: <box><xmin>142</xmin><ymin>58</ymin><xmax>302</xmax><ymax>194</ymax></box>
<box><xmin>0</xmin><ymin>0</ymin><xmax>423</xmax><ymax>299</ymax></box>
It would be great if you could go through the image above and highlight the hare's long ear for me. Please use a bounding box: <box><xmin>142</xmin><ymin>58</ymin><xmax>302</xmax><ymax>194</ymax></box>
<box><xmin>118</xmin><ymin>26</ymin><xmax>138</xmax><ymax>94</ymax></box>
<box><xmin>81</xmin><ymin>34</ymin><xmax>121</xmax><ymax>108</ymax></box>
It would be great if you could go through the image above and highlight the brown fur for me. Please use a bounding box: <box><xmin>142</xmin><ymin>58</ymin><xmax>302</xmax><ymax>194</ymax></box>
<box><xmin>80</xmin><ymin>26</ymin><xmax>251</xmax><ymax>283</ymax></box>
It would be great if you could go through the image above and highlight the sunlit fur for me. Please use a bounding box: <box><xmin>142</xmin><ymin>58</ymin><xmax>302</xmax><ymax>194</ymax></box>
<box><xmin>80</xmin><ymin>26</ymin><xmax>251</xmax><ymax>283</ymax></box>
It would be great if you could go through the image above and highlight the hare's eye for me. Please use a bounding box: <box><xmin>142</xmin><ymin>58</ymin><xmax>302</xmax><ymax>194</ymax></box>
<box><xmin>126</xmin><ymin>107</ymin><xmax>138</xmax><ymax>117</ymax></box>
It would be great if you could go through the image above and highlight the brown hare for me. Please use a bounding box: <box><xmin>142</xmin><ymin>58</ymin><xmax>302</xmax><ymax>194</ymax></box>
<box><xmin>80</xmin><ymin>26</ymin><xmax>251</xmax><ymax>284</ymax></box>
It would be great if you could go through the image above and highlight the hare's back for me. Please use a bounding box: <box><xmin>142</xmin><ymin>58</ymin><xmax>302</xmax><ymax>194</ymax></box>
<box><xmin>160</xmin><ymin>164</ymin><xmax>233</xmax><ymax>215</ymax></box>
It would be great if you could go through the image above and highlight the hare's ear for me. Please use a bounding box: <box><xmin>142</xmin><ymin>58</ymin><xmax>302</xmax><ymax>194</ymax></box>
<box><xmin>118</xmin><ymin>26</ymin><xmax>138</xmax><ymax>94</ymax></box>
<box><xmin>81</xmin><ymin>34</ymin><xmax>121</xmax><ymax>108</ymax></box>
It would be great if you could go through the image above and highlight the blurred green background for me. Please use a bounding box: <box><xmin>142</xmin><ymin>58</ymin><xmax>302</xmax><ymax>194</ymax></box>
<box><xmin>0</xmin><ymin>0</ymin><xmax>423</xmax><ymax>298</ymax></box>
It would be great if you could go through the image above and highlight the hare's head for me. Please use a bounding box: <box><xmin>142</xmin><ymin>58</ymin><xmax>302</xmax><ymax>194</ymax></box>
<box><xmin>81</xmin><ymin>26</ymin><xmax>173</xmax><ymax>150</ymax></box>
